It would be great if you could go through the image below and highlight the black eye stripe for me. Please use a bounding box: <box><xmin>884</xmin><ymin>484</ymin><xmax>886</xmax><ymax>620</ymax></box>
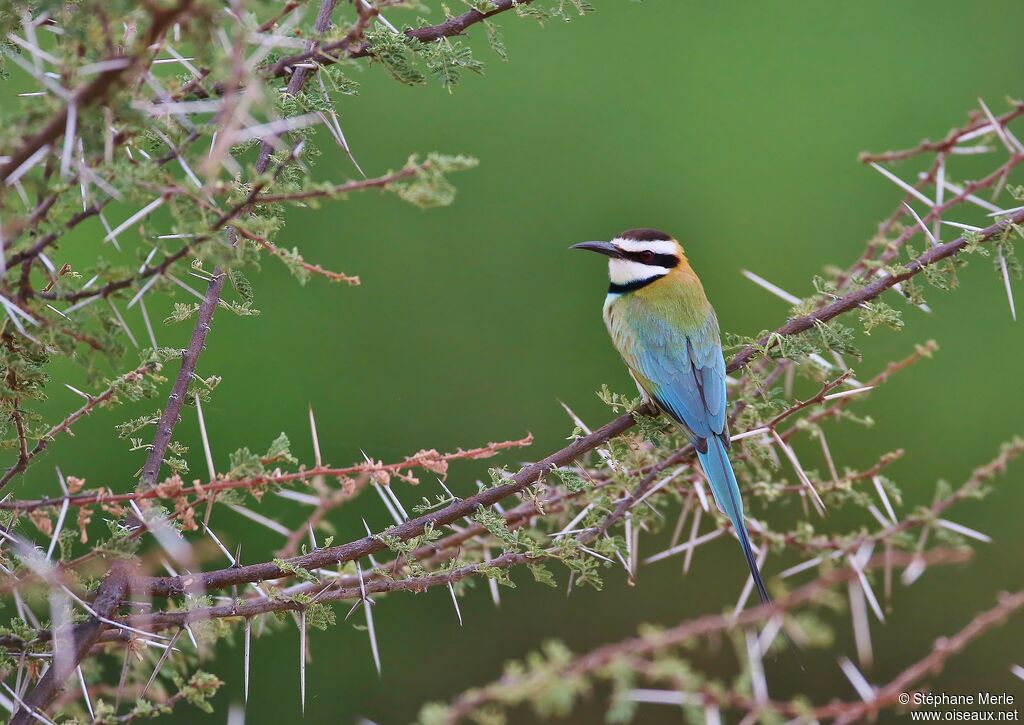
<box><xmin>622</xmin><ymin>251</ymin><xmax>679</xmax><ymax>268</ymax></box>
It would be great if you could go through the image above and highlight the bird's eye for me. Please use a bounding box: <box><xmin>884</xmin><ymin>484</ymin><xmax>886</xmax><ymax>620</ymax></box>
<box><xmin>640</xmin><ymin>250</ymin><xmax>655</xmax><ymax>262</ymax></box>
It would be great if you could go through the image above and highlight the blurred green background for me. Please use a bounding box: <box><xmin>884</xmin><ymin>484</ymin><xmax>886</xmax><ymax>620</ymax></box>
<box><xmin>15</xmin><ymin>0</ymin><xmax>1024</xmax><ymax>722</ymax></box>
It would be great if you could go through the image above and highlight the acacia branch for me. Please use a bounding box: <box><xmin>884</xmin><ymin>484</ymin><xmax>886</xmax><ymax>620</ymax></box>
<box><xmin>0</xmin><ymin>434</ymin><xmax>533</xmax><ymax>514</ymax></box>
<box><xmin>137</xmin><ymin>0</ymin><xmax>341</xmax><ymax>489</ymax></box>
<box><xmin>728</xmin><ymin>208</ymin><xmax>1024</xmax><ymax>372</ymax></box>
<box><xmin>0</xmin><ymin>363</ymin><xmax>153</xmax><ymax>491</ymax></box>
<box><xmin>859</xmin><ymin>102</ymin><xmax>1024</xmax><ymax>163</ymax></box>
<box><xmin>266</xmin><ymin>0</ymin><xmax>533</xmax><ymax>77</ymax></box>
<box><xmin>8</xmin><ymin>563</ymin><xmax>132</xmax><ymax>725</ymax></box>
<box><xmin>0</xmin><ymin>1</ymin><xmax>194</xmax><ymax>185</ymax></box>
<box><xmin>438</xmin><ymin>549</ymin><xmax>990</xmax><ymax>723</ymax></box>
<box><xmin>130</xmin><ymin>208</ymin><xmax>1024</xmax><ymax>598</ymax></box>
<box><xmin>128</xmin><ymin>430</ymin><xmax>1018</xmax><ymax>628</ymax></box>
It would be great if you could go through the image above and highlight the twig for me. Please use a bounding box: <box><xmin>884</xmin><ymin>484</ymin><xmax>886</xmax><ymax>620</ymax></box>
<box><xmin>0</xmin><ymin>363</ymin><xmax>152</xmax><ymax>491</ymax></box>
<box><xmin>8</xmin><ymin>562</ymin><xmax>131</xmax><ymax>725</ymax></box>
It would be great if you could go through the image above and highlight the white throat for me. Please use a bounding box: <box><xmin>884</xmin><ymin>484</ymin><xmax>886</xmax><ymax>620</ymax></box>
<box><xmin>608</xmin><ymin>258</ymin><xmax>669</xmax><ymax>286</ymax></box>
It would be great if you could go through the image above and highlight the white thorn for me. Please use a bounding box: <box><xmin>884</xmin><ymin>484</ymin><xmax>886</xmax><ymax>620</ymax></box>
<box><xmin>849</xmin><ymin>553</ymin><xmax>885</xmax><ymax>623</ymax></box>
<box><xmin>243</xmin><ymin>617</ymin><xmax>251</xmax><ymax>703</ymax></box>
<box><xmin>142</xmin><ymin>628</ymin><xmax>184</xmax><ymax>697</ymax></box>
<box><xmin>370</xmin><ymin>481</ymin><xmax>403</xmax><ymax>526</ymax></box>
<box><xmin>941</xmin><ymin>179</ymin><xmax>1003</xmax><ymax>214</ymax></box>
<box><xmin>998</xmin><ymin>252</ymin><xmax>1017</xmax><ymax>321</ymax></box>
<box><xmin>902</xmin><ymin>202</ymin><xmax>939</xmax><ymax>247</ymax></box>
<box><xmin>137</xmin><ymin>298</ymin><xmax>159</xmax><ymax>350</ymax></box>
<box><xmin>195</xmin><ymin>393</ymin><xmax>217</xmax><ymax>483</ymax></box>
<box><xmin>4</xmin><ymin>144</ymin><xmax>51</xmax><ymax>187</ymax></box>
<box><xmin>935</xmin><ymin>518</ymin><xmax>992</xmax><ymax>543</ymax></box>
<box><xmin>683</xmin><ymin>506</ymin><xmax>703</xmax><ymax>573</ymax></box>
<box><xmin>228</xmin><ymin>504</ymin><xmax>291</xmax><ymax>536</ymax></box>
<box><xmin>977</xmin><ymin>97</ymin><xmax>1024</xmax><ymax>155</ymax></box>
<box><xmin>77</xmin><ymin>665</ymin><xmax>94</xmax><ymax>720</ymax></box>
<box><xmin>730</xmin><ymin>426</ymin><xmax>770</xmax><ymax>442</ymax></box>
<box><xmin>941</xmin><ymin>220</ymin><xmax>982</xmax><ymax>231</ymax></box>
<box><xmin>818</xmin><ymin>429</ymin><xmax>839</xmax><ymax>485</ymax></box>
<box><xmin>771</xmin><ymin>429</ymin><xmax>826</xmax><ymax>515</ymax></box>
<box><xmin>625</xmin><ymin>689</ymin><xmax>696</xmax><ymax>706</ymax></box>
<box><xmin>45</xmin><ymin>496</ymin><xmax>69</xmax><ymax>560</ymax></box>
<box><xmin>693</xmin><ymin>479</ymin><xmax>710</xmax><ymax>512</ymax></box>
<box><xmin>358</xmin><ymin>564</ymin><xmax>381</xmax><ymax>675</ymax></box>
<box><xmin>741</xmin><ymin>269</ymin><xmax>801</xmax><ymax>305</ymax></box>
<box><xmin>483</xmin><ymin>547</ymin><xmax>501</xmax><ymax>607</ymax></box>
<box><xmin>643</xmin><ymin>528</ymin><xmax>724</xmax><ymax>564</ymax></box>
<box><xmin>308</xmin><ymin>405</ymin><xmax>322</xmax><ymax>468</ymax></box>
<box><xmin>104</xmin><ymin>196</ymin><xmax>164</xmax><ymax>242</ymax></box>
<box><xmin>780</xmin><ymin>551</ymin><xmax>841</xmax><ymax>579</ymax></box>
<box><xmin>822</xmin><ymin>385</ymin><xmax>875</xmax><ymax>401</ymax></box>
<box><xmin>552</xmin><ymin>502</ymin><xmax>595</xmax><ymax>539</ymax></box>
<box><xmin>838</xmin><ymin>657</ymin><xmax>875</xmax><ymax>702</ymax></box>
<box><xmin>901</xmin><ymin>556</ymin><xmax>927</xmax><ymax>586</ymax></box>
<box><xmin>848</xmin><ymin>579</ymin><xmax>874</xmax><ymax>669</ymax></box>
<box><xmin>107</xmin><ymin>299</ymin><xmax>139</xmax><ymax>348</ymax></box>
<box><xmin>299</xmin><ymin>609</ymin><xmax>306</xmax><ymax>715</ymax></box>
<box><xmin>872</xmin><ymin>476</ymin><xmax>898</xmax><ymax>525</ymax></box>
<box><xmin>59</xmin><ymin>103</ymin><xmax>76</xmax><ymax>179</ymax></box>
<box><xmin>870</xmin><ymin>162</ymin><xmax>934</xmax><ymax>207</ymax></box>
<box><xmin>447</xmin><ymin>582</ymin><xmax>463</xmax><ymax>626</ymax></box>
<box><xmin>745</xmin><ymin>629</ymin><xmax>769</xmax><ymax>704</ymax></box>
<box><xmin>201</xmin><ymin>523</ymin><xmax>236</xmax><ymax>565</ymax></box>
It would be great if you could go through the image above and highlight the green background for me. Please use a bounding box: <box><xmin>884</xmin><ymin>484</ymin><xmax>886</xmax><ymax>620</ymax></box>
<box><xmin>16</xmin><ymin>1</ymin><xmax>1024</xmax><ymax>722</ymax></box>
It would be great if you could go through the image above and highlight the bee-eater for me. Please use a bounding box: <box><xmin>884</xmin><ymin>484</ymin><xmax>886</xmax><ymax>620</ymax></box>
<box><xmin>571</xmin><ymin>228</ymin><xmax>770</xmax><ymax>606</ymax></box>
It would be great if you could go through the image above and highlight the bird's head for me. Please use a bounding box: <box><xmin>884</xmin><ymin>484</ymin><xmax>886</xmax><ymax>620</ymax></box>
<box><xmin>570</xmin><ymin>228</ymin><xmax>685</xmax><ymax>291</ymax></box>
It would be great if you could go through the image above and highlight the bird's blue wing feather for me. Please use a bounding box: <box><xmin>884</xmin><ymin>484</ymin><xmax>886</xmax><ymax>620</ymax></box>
<box><xmin>607</xmin><ymin>294</ymin><xmax>771</xmax><ymax>606</ymax></box>
<box><xmin>615</xmin><ymin>306</ymin><xmax>728</xmax><ymax>447</ymax></box>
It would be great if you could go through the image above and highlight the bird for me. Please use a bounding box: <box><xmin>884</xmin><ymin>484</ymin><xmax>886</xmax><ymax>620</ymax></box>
<box><xmin>570</xmin><ymin>227</ymin><xmax>771</xmax><ymax>607</ymax></box>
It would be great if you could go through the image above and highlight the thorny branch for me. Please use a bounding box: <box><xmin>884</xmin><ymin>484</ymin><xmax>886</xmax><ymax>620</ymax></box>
<box><xmin>0</xmin><ymin>363</ymin><xmax>154</xmax><ymax>490</ymax></box>
<box><xmin>8</xmin><ymin>563</ymin><xmax>132</xmax><ymax>725</ymax></box>
<box><xmin>440</xmin><ymin>560</ymin><xmax>1020</xmax><ymax>724</ymax></box>
<box><xmin>138</xmin><ymin>0</ymin><xmax>346</xmax><ymax>490</ymax></box>
<box><xmin>0</xmin><ymin>0</ymin><xmax>196</xmax><ymax>183</ymax></box>
<box><xmin>1</xmin><ymin>3</ymin><xmax>1023</xmax><ymax>722</ymax></box>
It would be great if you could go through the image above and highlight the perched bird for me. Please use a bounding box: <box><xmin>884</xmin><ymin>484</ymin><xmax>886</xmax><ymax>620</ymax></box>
<box><xmin>571</xmin><ymin>228</ymin><xmax>770</xmax><ymax>606</ymax></box>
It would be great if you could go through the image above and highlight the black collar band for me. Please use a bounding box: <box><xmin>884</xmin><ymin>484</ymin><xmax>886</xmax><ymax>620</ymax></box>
<box><xmin>608</xmin><ymin>274</ymin><xmax>664</xmax><ymax>294</ymax></box>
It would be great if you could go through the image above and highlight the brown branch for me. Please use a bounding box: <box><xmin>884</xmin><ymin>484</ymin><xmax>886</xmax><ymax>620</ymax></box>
<box><xmin>0</xmin><ymin>1</ymin><xmax>194</xmax><ymax>185</ymax></box>
<box><xmin>251</xmin><ymin>232</ymin><xmax>360</xmax><ymax>284</ymax></box>
<box><xmin>265</xmin><ymin>0</ymin><xmax>534</xmax><ymax>78</ymax></box>
<box><xmin>438</xmin><ymin>549</ymin><xmax>980</xmax><ymax>723</ymax></box>
<box><xmin>6</xmin><ymin>435</ymin><xmax>1018</xmax><ymax>658</ymax></box>
<box><xmin>8</xmin><ymin>562</ymin><xmax>131</xmax><ymax>725</ymax></box>
<box><xmin>139</xmin><ymin>412</ymin><xmax>640</xmax><ymax>597</ymax></box>
<box><xmin>129</xmin><ymin>208</ymin><xmax>1024</xmax><ymax>598</ymax></box>
<box><xmin>137</xmin><ymin>270</ymin><xmax>226</xmax><ymax>489</ymax></box>
<box><xmin>137</xmin><ymin>0</ymin><xmax>340</xmax><ymax>489</ymax></box>
<box><xmin>0</xmin><ymin>434</ymin><xmax>534</xmax><ymax>513</ymax></box>
<box><xmin>859</xmin><ymin>102</ymin><xmax>1024</xmax><ymax>163</ymax></box>
<box><xmin>838</xmin><ymin>104</ymin><xmax>1024</xmax><ymax>288</ymax></box>
<box><xmin>4</xmin><ymin>130</ymin><xmax>203</xmax><ymax>272</ymax></box>
<box><xmin>836</xmin><ymin>589</ymin><xmax>1024</xmax><ymax>723</ymax></box>
<box><xmin>728</xmin><ymin>207</ymin><xmax>1024</xmax><ymax>372</ymax></box>
<box><xmin>252</xmin><ymin>163</ymin><xmax>424</xmax><ymax>204</ymax></box>
<box><xmin>0</xmin><ymin>363</ymin><xmax>152</xmax><ymax>491</ymax></box>
<box><xmin>135</xmin><ymin>434</ymin><xmax>1023</xmax><ymax>631</ymax></box>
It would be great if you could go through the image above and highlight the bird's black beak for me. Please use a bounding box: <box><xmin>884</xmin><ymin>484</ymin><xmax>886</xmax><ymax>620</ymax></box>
<box><xmin>569</xmin><ymin>241</ymin><xmax>623</xmax><ymax>258</ymax></box>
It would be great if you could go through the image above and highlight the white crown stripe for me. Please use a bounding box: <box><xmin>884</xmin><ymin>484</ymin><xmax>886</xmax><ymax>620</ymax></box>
<box><xmin>613</xmin><ymin>238</ymin><xmax>678</xmax><ymax>256</ymax></box>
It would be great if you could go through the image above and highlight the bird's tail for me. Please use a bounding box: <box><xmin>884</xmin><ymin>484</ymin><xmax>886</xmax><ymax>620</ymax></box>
<box><xmin>696</xmin><ymin>435</ymin><xmax>771</xmax><ymax>606</ymax></box>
